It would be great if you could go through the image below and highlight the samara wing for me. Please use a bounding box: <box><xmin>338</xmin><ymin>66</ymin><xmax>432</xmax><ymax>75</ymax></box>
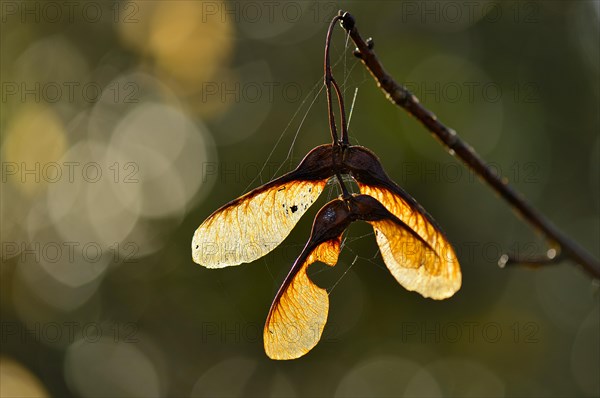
<box><xmin>264</xmin><ymin>198</ymin><xmax>351</xmax><ymax>359</ymax></box>
<box><xmin>345</xmin><ymin>147</ymin><xmax>461</xmax><ymax>299</ymax></box>
<box><xmin>192</xmin><ymin>145</ymin><xmax>335</xmax><ymax>268</ymax></box>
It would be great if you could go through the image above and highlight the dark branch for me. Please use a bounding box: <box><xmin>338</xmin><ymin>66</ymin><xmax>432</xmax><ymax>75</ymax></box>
<box><xmin>337</xmin><ymin>11</ymin><xmax>600</xmax><ymax>279</ymax></box>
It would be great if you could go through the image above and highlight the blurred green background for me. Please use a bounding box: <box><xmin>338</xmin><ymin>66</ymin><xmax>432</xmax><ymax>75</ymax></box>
<box><xmin>1</xmin><ymin>1</ymin><xmax>598</xmax><ymax>397</ymax></box>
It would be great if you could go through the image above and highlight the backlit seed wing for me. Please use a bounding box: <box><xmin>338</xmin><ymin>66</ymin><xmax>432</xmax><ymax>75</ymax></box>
<box><xmin>192</xmin><ymin>144</ymin><xmax>336</xmax><ymax>268</ymax></box>
<box><xmin>369</xmin><ymin>218</ymin><xmax>460</xmax><ymax>299</ymax></box>
<box><xmin>344</xmin><ymin>192</ymin><xmax>460</xmax><ymax>299</ymax></box>
<box><xmin>264</xmin><ymin>238</ymin><xmax>341</xmax><ymax>360</ymax></box>
<box><xmin>362</xmin><ymin>184</ymin><xmax>461</xmax><ymax>299</ymax></box>
<box><xmin>264</xmin><ymin>198</ymin><xmax>352</xmax><ymax>360</ymax></box>
<box><xmin>343</xmin><ymin>146</ymin><xmax>460</xmax><ymax>298</ymax></box>
<box><xmin>192</xmin><ymin>179</ymin><xmax>326</xmax><ymax>268</ymax></box>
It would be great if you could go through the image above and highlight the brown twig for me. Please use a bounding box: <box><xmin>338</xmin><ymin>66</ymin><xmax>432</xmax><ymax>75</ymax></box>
<box><xmin>337</xmin><ymin>11</ymin><xmax>600</xmax><ymax>279</ymax></box>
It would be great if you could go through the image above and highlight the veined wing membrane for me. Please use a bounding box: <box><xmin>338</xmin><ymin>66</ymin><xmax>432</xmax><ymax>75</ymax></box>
<box><xmin>264</xmin><ymin>237</ymin><xmax>341</xmax><ymax>360</ymax></box>
<box><xmin>370</xmin><ymin>219</ymin><xmax>460</xmax><ymax>299</ymax></box>
<box><xmin>192</xmin><ymin>179</ymin><xmax>326</xmax><ymax>268</ymax></box>
<box><xmin>264</xmin><ymin>198</ymin><xmax>352</xmax><ymax>360</ymax></box>
<box><xmin>192</xmin><ymin>144</ymin><xmax>337</xmax><ymax>268</ymax></box>
<box><xmin>360</xmin><ymin>184</ymin><xmax>461</xmax><ymax>299</ymax></box>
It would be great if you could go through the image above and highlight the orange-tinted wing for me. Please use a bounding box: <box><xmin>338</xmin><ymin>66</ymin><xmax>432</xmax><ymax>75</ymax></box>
<box><xmin>192</xmin><ymin>145</ymin><xmax>335</xmax><ymax>268</ymax></box>
<box><xmin>358</xmin><ymin>183</ymin><xmax>461</xmax><ymax>300</ymax></box>
<box><xmin>192</xmin><ymin>179</ymin><xmax>326</xmax><ymax>267</ymax></box>
<box><xmin>369</xmin><ymin>216</ymin><xmax>460</xmax><ymax>299</ymax></box>
<box><xmin>360</xmin><ymin>184</ymin><xmax>461</xmax><ymax>299</ymax></box>
<box><xmin>264</xmin><ymin>238</ymin><xmax>341</xmax><ymax>360</ymax></box>
<box><xmin>264</xmin><ymin>199</ymin><xmax>352</xmax><ymax>360</ymax></box>
<box><xmin>345</xmin><ymin>146</ymin><xmax>461</xmax><ymax>299</ymax></box>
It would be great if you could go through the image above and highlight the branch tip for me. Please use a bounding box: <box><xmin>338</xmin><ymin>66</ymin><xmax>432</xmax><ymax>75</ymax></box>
<box><xmin>340</xmin><ymin>11</ymin><xmax>355</xmax><ymax>31</ymax></box>
<box><xmin>498</xmin><ymin>255</ymin><xmax>509</xmax><ymax>268</ymax></box>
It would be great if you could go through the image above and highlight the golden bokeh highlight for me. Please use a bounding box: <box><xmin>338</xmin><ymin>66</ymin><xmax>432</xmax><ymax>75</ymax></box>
<box><xmin>2</xmin><ymin>104</ymin><xmax>67</xmax><ymax>196</ymax></box>
<box><xmin>118</xmin><ymin>0</ymin><xmax>234</xmax><ymax>102</ymax></box>
<box><xmin>0</xmin><ymin>357</ymin><xmax>49</xmax><ymax>398</ymax></box>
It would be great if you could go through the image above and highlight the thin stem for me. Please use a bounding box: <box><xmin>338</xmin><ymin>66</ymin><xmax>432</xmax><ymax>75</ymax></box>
<box><xmin>336</xmin><ymin>173</ymin><xmax>351</xmax><ymax>199</ymax></box>
<box><xmin>324</xmin><ymin>15</ymin><xmax>350</xmax><ymax>146</ymax></box>
<box><xmin>331</xmin><ymin>77</ymin><xmax>349</xmax><ymax>145</ymax></box>
<box><xmin>325</xmin><ymin>15</ymin><xmax>352</xmax><ymax>197</ymax></box>
<box><xmin>338</xmin><ymin>11</ymin><xmax>600</xmax><ymax>279</ymax></box>
<box><xmin>324</xmin><ymin>15</ymin><xmax>342</xmax><ymax>144</ymax></box>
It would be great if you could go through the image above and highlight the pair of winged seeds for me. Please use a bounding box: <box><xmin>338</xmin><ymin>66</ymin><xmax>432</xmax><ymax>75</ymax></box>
<box><xmin>192</xmin><ymin>143</ymin><xmax>461</xmax><ymax>359</ymax></box>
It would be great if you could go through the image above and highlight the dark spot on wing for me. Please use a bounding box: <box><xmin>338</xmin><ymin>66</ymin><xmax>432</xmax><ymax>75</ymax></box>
<box><xmin>278</xmin><ymin>187</ymin><xmax>286</xmax><ymax>192</ymax></box>
<box><xmin>291</xmin><ymin>205</ymin><xmax>298</xmax><ymax>213</ymax></box>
